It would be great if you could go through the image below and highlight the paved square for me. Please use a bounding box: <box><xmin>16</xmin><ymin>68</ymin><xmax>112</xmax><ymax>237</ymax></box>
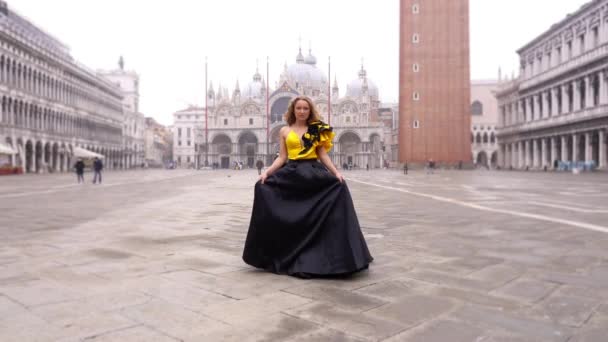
<box><xmin>1</xmin><ymin>169</ymin><xmax>608</xmax><ymax>341</ymax></box>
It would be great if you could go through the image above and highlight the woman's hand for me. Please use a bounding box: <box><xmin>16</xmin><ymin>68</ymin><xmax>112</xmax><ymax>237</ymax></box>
<box><xmin>334</xmin><ymin>171</ymin><xmax>344</xmax><ymax>183</ymax></box>
<box><xmin>260</xmin><ymin>171</ymin><xmax>269</xmax><ymax>184</ymax></box>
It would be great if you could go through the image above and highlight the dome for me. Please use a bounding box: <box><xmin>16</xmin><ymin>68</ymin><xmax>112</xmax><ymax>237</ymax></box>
<box><xmin>243</xmin><ymin>70</ymin><xmax>265</xmax><ymax>99</ymax></box>
<box><xmin>346</xmin><ymin>65</ymin><xmax>379</xmax><ymax>98</ymax></box>
<box><xmin>287</xmin><ymin>63</ymin><xmax>327</xmax><ymax>89</ymax></box>
<box><xmin>304</xmin><ymin>49</ymin><xmax>317</xmax><ymax>65</ymax></box>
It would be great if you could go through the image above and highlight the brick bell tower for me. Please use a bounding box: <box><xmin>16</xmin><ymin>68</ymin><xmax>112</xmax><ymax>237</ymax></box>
<box><xmin>398</xmin><ymin>0</ymin><xmax>472</xmax><ymax>166</ymax></box>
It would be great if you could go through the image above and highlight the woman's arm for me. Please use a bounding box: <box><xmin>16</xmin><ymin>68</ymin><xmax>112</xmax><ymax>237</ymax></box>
<box><xmin>317</xmin><ymin>146</ymin><xmax>344</xmax><ymax>183</ymax></box>
<box><xmin>260</xmin><ymin>127</ymin><xmax>289</xmax><ymax>183</ymax></box>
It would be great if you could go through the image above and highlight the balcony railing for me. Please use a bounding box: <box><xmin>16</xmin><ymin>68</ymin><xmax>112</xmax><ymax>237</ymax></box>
<box><xmin>498</xmin><ymin>104</ymin><xmax>608</xmax><ymax>136</ymax></box>
<box><xmin>520</xmin><ymin>43</ymin><xmax>608</xmax><ymax>91</ymax></box>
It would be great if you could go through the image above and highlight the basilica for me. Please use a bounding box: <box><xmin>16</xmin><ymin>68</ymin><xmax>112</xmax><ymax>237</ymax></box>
<box><xmin>173</xmin><ymin>47</ymin><xmax>387</xmax><ymax>169</ymax></box>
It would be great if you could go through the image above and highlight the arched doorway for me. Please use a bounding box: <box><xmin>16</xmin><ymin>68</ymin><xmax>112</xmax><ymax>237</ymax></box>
<box><xmin>490</xmin><ymin>151</ymin><xmax>498</xmax><ymax>168</ymax></box>
<box><xmin>369</xmin><ymin>133</ymin><xmax>382</xmax><ymax>168</ymax></box>
<box><xmin>270</xmin><ymin>96</ymin><xmax>293</xmax><ymax>124</ymax></box>
<box><xmin>211</xmin><ymin>134</ymin><xmax>232</xmax><ymax>169</ymax></box>
<box><xmin>476</xmin><ymin>151</ymin><xmax>488</xmax><ymax>168</ymax></box>
<box><xmin>338</xmin><ymin>132</ymin><xmax>361</xmax><ymax>169</ymax></box>
<box><xmin>238</xmin><ymin>131</ymin><xmax>258</xmax><ymax>168</ymax></box>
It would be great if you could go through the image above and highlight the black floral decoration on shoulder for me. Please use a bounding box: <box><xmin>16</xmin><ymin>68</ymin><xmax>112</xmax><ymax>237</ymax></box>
<box><xmin>299</xmin><ymin>121</ymin><xmax>333</xmax><ymax>155</ymax></box>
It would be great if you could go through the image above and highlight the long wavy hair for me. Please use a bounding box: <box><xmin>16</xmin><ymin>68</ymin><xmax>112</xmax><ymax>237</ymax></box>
<box><xmin>284</xmin><ymin>96</ymin><xmax>321</xmax><ymax>125</ymax></box>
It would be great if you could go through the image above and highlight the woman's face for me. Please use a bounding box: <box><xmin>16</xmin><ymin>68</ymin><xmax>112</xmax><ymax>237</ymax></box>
<box><xmin>294</xmin><ymin>99</ymin><xmax>310</xmax><ymax>122</ymax></box>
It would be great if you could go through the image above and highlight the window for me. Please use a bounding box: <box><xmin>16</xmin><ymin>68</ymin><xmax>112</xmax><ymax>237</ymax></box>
<box><xmin>592</xmin><ymin>27</ymin><xmax>599</xmax><ymax>48</ymax></box>
<box><xmin>471</xmin><ymin>101</ymin><xmax>483</xmax><ymax>115</ymax></box>
<box><xmin>556</xmin><ymin>46</ymin><xmax>562</xmax><ymax>64</ymax></box>
<box><xmin>187</xmin><ymin>141</ymin><xmax>191</xmax><ymax>146</ymax></box>
<box><xmin>412</xmin><ymin>34</ymin><xmax>420</xmax><ymax>44</ymax></box>
<box><xmin>178</xmin><ymin>128</ymin><xmax>182</xmax><ymax>137</ymax></box>
<box><xmin>224</xmin><ymin>119</ymin><xmax>228</xmax><ymax>125</ymax></box>
<box><xmin>412</xmin><ymin>3</ymin><xmax>419</xmax><ymax>14</ymax></box>
<box><xmin>413</xmin><ymin>92</ymin><xmax>420</xmax><ymax>101</ymax></box>
<box><xmin>413</xmin><ymin>120</ymin><xmax>420</xmax><ymax>129</ymax></box>
<box><xmin>187</xmin><ymin>127</ymin><xmax>191</xmax><ymax>137</ymax></box>
<box><xmin>249</xmin><ymin>118</ymin><xmax>253</xmax><ymax>125</ymax></box>
<box><xmin>579</xmin><ymin>34</ymin><xmax>585</xmax><ymax>54</ymax></box>
<box><xmin>567</xmin><ymin>41</ymin><xmax>573</xmax><ymax>59</ymax></box>
<box><xmin>413</xmin><ymin>63</ymin><xmax>420</xmax><ymax>72</ymax></box>
<box><xmin>178</xmin><ymin>141</ymin><xmax>182</xmax><ymax>146</ymax></box>
<box><xmin>187</xmin><ymin>156</ymin><xmax>190</xmax><ymax>163</ymax></box>
<box><xmin>177</xmin><ymin>156</ymin><xmax>181</xmax><ymax>163</ymax></box>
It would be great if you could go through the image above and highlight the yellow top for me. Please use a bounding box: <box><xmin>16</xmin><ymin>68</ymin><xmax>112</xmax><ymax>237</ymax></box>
<box><xmin>286</xmin><ymin>123</ymin><xmax>335</xmax><ymax>160</ymax></box>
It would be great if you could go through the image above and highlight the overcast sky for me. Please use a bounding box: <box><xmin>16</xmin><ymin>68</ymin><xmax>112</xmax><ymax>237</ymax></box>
<box><xmin>9</xmin><ymin>0</ymin><xmax>589</xmax><ymax>125</ymax></box>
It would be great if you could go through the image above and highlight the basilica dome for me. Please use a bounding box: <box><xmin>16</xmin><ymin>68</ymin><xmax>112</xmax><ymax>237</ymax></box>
<box><xmin>242</xmin><ymin>69</ymin><xmax>265</xmax><ymax>99</ymax></box>
<box><xmin>285</xmin><ymin>48</ymin><xmax>327</xmax><ymax>90</ymax></box>
<box><xmin>346</xmin><ymin>65</ymin><xmax>379</xmax><ymax>98</ymax></box>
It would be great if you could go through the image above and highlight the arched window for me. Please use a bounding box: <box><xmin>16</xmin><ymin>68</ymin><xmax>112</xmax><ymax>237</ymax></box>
<box><xmin>471</xmin><ymin>100</ymin><xmax>483</xmax><ymax>115</ymax></box>
<box><xmin>475</xmin><ymin>133</ymin><xmax>481</xmax><ymax>144</ymax></box>
<box><xmin>483</xmin><ymin>133</ymin><xmax>489</xmax><ymax>144</ymax></box>
<box><xmin>490</xmin><ymin>132</ymin><xmax>496</xmax><ymax>144</ymax></box>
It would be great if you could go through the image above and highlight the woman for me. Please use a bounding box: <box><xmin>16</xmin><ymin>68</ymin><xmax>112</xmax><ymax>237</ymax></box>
<box><xmin>242</xmin><ymin>96</ymin><xmax>373</xmax><ymax>278</ymax></box>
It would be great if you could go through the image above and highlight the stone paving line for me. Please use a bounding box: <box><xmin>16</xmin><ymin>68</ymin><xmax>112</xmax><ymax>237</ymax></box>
<box><xmin>0</xmin><ymin>169</ymin><xmax>608</xmax><ymax>341</ymax></box>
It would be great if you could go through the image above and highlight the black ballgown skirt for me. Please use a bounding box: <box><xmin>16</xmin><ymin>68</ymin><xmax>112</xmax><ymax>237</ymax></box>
<box><xmin>242</xmin><ymin>159</ymin><xmax>373</xmax><ymax>277</ymax></box>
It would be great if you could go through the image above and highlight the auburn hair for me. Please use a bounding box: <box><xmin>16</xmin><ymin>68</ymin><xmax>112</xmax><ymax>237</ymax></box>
<box><xmin>284</xmin><ymin>96</ymin><xmax>321</xmax><ymax>125</ymax></box>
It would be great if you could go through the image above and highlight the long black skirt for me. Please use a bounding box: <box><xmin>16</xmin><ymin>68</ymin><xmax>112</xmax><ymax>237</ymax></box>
<box><xmin>243</xmin><ymin>159</ymin><xmax>373</xmax><ymax>277</ymax></box>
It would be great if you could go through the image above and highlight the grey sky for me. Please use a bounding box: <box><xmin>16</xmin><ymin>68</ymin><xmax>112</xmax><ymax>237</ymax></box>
<box><xmin>10</xmin><ymin>0</ymin><xmax>590</xmax><ymax>125</ymax></box>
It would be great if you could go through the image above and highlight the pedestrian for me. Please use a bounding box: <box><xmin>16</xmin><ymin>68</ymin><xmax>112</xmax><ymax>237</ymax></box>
<box><xmin>403</xmin><ymin>162</ymin><xmax>408</xmax><ymax>175</ymax></box>
<box><xmin>366</xmin><ymin>163</ymin><xmax>369</xmax><ymax>171</ymax></box>
<box><xmin>74</xmin><ymin>158</ymin><xmax>85</xmax><ymax>183</ymax></box>
<box><xmin>243</xmin><ymin>96</ymin><xmax>373</xmax><ymax>278</ymax></box>
<box><xmin>92</xmin><ymin>157</ymin><xmax>103</xmax><ymax>184</ymax></box>
<box><xmin>255</xmin><ymin>159</ymin><xmax>264</xmax><ymax>175</ymax></box>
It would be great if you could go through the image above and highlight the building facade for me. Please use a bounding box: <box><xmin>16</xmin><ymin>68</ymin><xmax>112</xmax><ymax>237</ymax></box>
<box><xmin>173</xmin><ymin>47</ymin><xmax>386</xmax><ymax>169</ymax></box>
<box><xmin>496</xmin><ymin>0</ymin><xmax>608</xmax><ymax>170</ymax></box>
<box><xmin>398</xmin><ymin>0</ymin><xmax>471</xmax><ymax>165</ymax></box>
<box><xmin>0</xmin><ymin>1</ymin><xmax>125</xmax><ymax>173</ymax></box>
<box><xmin>144</xmin><ymin>117</ymin><xmax>171</xmax><ymax>167</ymax></box>
<box><xmin>471</xmin><ymin>80</ymin><xmax>499</xmax><ymax>168</ymax></box>
<box><xmin>98</xmin><ymin>62</ymin><xmax>146</xmax><ymax>169</ymax></box>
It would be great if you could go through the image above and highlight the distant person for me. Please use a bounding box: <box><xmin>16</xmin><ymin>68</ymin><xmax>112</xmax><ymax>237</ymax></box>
<box><xmin>92</xmin><ymin>157</ymin><xmax>103</xmax><ymax>184</ymax></box>
<box><xmin>366</xmin><ymin>163</ymin><xmax>369</xmax><ymax>171</ymax></box>
<box><xmin>255</xmin><ymin>159</ymin><xmax>264</xmax><ymax>175</ymax></box>
<box><xmin>74</xmin><ymin>158</ymin><xmax>85</xmax><ymax>183</ymax></box>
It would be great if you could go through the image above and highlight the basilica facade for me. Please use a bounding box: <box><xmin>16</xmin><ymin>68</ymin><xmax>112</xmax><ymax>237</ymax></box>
<box><xmin>173</xmin><ymin>47</ymin><xmax>387</xmax><ymax>169</ymax></box>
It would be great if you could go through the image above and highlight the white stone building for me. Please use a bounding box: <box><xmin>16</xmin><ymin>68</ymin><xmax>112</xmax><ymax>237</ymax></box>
<box><xmin>144</xmin><ymin>117</ymin><xmax>171</xmax><ymax>167</ymax></box>
<box><xmin>0</xmin><ymin>1</ymin><xmax>125</xmax><ymax>173</ymax></box>
<box><xmin>98</xmin><ymin>60</ymin><xmax>146</xmax><ymax>169</ymax></box>
<box><xmin>496</xmin><ymin>0</ymin><xmax>608</xmax><ymax>170</ymax></box>
<box><xmin>173</xmin><ymin>47</ymin><xmax>386</xmax><ymax>169</ymax></box>
<box><xmin>471</xmin><ymin>80</ymin><xmax>499</xmax><ymax>168</ymax></box>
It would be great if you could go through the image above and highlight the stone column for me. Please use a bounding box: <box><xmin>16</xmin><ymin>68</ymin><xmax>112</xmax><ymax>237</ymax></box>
<box><xmin>542</xmin><ymin>91</ymin><xmax>549</xmax><ymax>119</ymax></box>
<box><xmin>561</xmin><ymin>135</ymin><xmax>568</xmax><ymax>162</ymax></box>
<box><xmin>524</xmin><ymin>140</ymin><xmax>531</xmax><ymax>168</ymax></box>
<box><xmin>533</xmin><ymin>95</ymin><xmax>541</xmax><ymax>121</ymax></box>
<box><xmin>551</xmin><ymin>87</ymin><xmax>559</xmax><ymax>117</ymax></box>
<box><xmin>600</xmin><ymin>69</ymin><xmax>607</xmax><ymax>105</ymax></box>
<box><xmin>599</xmin><ymin>129</ymin><xmax>606</xmax><ymax>169</ymax></box>
<box><xmin>551</xmin><ymin>136</ymin><xmax>557</xmax><ymax>167</ymax></box>
<box><xmin>585</xmin><ymin>132</ymin><xmax>592</xmax><ymax>162</ymax></box>
<box><xmin>572</xmin><ymin>134</ymin><xmax>578</xmax><ymax>163</ymax></box>
<box><xmin>573</xmin><ymin>80</ymin><xmax>581</xmax><ymax>112</ymax></box>
<box><xmin>585</xmin><ymin>75</ymin><xmax>593</xmax><ymax>109</ymax></box>
<box><xmin>532</xmin><ymin>139</ymin><xmax>538</xmax><ymax>168</ymax></box>
<box><xmin>541</xmin><ymin>138</ymin><xmax>548</xmax><ymax>168</ymax></box>
<box><xmin>519</xmin><ymin>141</ymin><xmax>525</xmax><ymax>169</ymax></box>
<box><xmin>561</xmin><ymin>84</ymin><xmax>569</xmax><ymax>114</ymax></box>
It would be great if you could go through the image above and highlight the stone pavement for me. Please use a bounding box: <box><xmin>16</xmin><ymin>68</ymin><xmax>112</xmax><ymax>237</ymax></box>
<box><xmin>1</xmin><ymin>169</ymin><xmax>608</xmax><ymax>341</ymax></box>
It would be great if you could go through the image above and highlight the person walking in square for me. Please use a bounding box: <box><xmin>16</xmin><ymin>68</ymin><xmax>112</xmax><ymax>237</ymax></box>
<box><xmin>243</xmin><ymin>96</ymin><xmax>373</xmax><ymax>278</ymax></box>
<box><xmin>255</xmin><ymin>159</ymin><xmax>264</xmax><ymax>175</ymax></box>
<box><xmin>74</xmin><ymin>158</ymin><xmax>85</xmax><ymax>183</ymax></box>
<box><xmin>92</xmin><ymin>157</ymin><xmax>103</xmax><ymax>184</ymax></box>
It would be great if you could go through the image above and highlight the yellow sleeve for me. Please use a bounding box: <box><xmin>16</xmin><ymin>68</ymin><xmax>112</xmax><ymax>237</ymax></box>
<box><xmin>318</xmin><ymin>130</ymin><xmax>336</xmax><ymax>153</ymax></box>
